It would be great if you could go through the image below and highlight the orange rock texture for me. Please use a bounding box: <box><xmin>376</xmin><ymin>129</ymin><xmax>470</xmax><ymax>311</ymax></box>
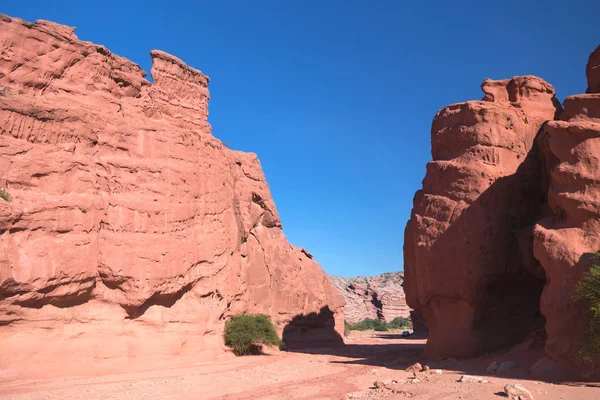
<box><xmin>405</xmin><ymin>45</ymin><xmax>600</xmax><ymax>371</ymax></box>
<box><xmin>0</xmin><ymin>15</ymin><xmax>344</xmax><ymax>378</ymax></box>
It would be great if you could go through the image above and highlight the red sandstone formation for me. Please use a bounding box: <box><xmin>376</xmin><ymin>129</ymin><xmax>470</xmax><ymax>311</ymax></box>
<box><xmin>329</xmin><ymin>272</ymin><xmax>410</xmax><ymax>324</ymax></box>
<box><xmin>404</xmin><ymin>75</ymin><xmax>561</xmax><ymax>359</ymax></box>
<box><xmin>0</xmin><ymin>15</ymin><xmax>344</xmax><ymax>379</ymax></box>
<box><xmin>533</xmin><ymin>45</ymin><xmax>600</xmax><ymax>367</ymax></box>
<box><xmin>405</xmin><ymin>44</ymin><xmax>600</xmax><ymax>373</ymax></box>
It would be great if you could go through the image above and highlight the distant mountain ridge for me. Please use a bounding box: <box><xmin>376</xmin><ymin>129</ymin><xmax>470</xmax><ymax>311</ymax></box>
<box><xmin>328</xmin><ymin>272</ymin><xmax>410</xmax><ymax>324</ymax></box>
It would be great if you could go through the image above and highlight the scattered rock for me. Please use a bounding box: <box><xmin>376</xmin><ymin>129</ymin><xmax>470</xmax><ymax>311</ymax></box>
<box><xmin>504</xmin><ymin>383</ymin><xmax>533</xmax><ymax>400</ymax></box>
<box><xmin>422</xmin><ymin>365</ymin><xmax>430</xmax><ymax>371</ymax></box>
<box><xmin>405</xmin><ymin>363</ymin><xmax>422</xmax><ymax>373</ymax></box>
<box><xmin>497</xmin><ymin>361</ymin><xmax>517</xmax><ymax>372</ymax></box>
<box><xmin>428</xmin><ymin>369</ymin><xmax>443</xmax><ymax>375</ymax></box>
<box><xmin>486</xmin><ymin>361</ymin><xmax>498</xmax><ymax>372</ymax></box>
<box><xmin>373</xmin><ymin>381</ymin><xmax>386</xmax><ymax>389</ymax></box>
<box><xmin>458</xmin><ymin>375</ymin><xmax>488</xmax><ymax>383</ymax></box>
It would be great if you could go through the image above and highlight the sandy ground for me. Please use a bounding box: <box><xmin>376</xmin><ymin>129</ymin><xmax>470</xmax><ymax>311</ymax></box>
<box><xmin>0</xmin><ymin>332</ymin><xmax>598</xmax><ymax>400</ymax></box>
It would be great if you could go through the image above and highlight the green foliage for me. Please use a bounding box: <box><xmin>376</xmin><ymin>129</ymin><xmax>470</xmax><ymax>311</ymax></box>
<box><xmin>0</xmin><ymin>189</ymin><xmax>12</xmax><ymax>203</ymax></box>
<box><xmin>345</xmin><ymin>317</ymin><xmax>413</xmax><ymax>332</ymax></box>
<box><xmin>224</xmin><ymin>314</ymin><xmax>282</xmax><ymax>356</ymax></box>
<box><xmin>388</xmin><ymin>316</ymin><xmax>413</xmax><ymax>330</ymax></box>
<box><xmin>575</xmin><ymin>253</ymin><xmax>600</xmax><ymax>364</ymax></box>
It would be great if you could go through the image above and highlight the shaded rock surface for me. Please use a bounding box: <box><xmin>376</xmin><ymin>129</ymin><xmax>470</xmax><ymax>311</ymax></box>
<box><xmin>0</xmin><ymin>15</ymin><xmax>344</xmax><ymax>378</ymax></box>
<box><xmin>404</xmin><ymin>44</ymin><xmax>600</xmax><ymax>372</ymax></box>
<box><xmin>404</xmin><ymin>75</ymin><xmax>559</xmax><ymax>359</ymax></box>
<box><xmin>533</xmin><ymin>44</ymin><xmax>600</xmax><ymax>365</ymax></box>
<box><xmin>329</xmin><ymin>272</ymin><xmax>410</xmax><ymax>323</ymax></box>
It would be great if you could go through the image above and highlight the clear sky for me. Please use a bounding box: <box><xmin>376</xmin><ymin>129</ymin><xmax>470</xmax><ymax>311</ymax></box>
<box><xmin>4</xmin><ymin>1</ymin><xmax>598</xmax><ymax>278</ymax></box>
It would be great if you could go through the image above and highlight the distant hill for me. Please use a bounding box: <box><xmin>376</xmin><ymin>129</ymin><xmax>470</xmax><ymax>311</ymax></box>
<box><xmin>328</xmin><ymin>272</ymin><xmax>410</xmax><ymax>324</ymax></box>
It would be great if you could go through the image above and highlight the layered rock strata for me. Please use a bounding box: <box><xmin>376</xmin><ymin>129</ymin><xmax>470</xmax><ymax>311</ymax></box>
<box><xmin>329</xmin><ymin>272</ymin><xmax>410</xmax><ymax>324</ymax></box>
<box><xmin>0</xmin><ymin>15</ymin><xmax>344</xmax><ymax>379</ymax></box>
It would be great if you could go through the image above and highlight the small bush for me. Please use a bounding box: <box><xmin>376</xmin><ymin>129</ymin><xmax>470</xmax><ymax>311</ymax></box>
<box><xmin>0</xmin><ymin>189</ymin><xmax>12</xmax><ymax>203</ymax></box>
<box><xmin>345</xmin><ymin>317</ymin><xmax>413</xmax><ymax>333</ymax></box>
<box><xmin>224</xmin><ymin>314</ymin><xmax>282</xmax><ymax>356</ymax></box>
<box><xmin>575</xmin><ymin>252</ymin><xmax>600</xmax><ymax>364</ymax></box>
<box><xmin>388</xmin><ymin>317</ymin><xmax>413</xmax><ymax>330</ymax></box>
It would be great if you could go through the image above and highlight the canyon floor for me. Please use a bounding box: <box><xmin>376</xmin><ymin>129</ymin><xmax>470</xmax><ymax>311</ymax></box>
<box><xmin>0</xmin><ymin>333</ymin><xmax>598</xmax><ymax>400</ymax></box>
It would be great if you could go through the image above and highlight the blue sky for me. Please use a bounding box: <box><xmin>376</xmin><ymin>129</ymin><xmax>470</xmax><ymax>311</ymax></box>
<box><xmin>4</xmin><ymin>1</ymin><xmax>598</xmax><ymax>278</ymax></box>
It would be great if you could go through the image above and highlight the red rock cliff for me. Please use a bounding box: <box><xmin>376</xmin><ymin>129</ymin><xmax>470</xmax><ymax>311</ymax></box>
<box><xmin>404</xmin><ymin>75</ymin><xmax>560</xmax><ymax>358</ymax></box>
<box><xmin>533</xmin><ymin>45</ymin><xmax>600</xmax><ymax>367</ymax></box>
<box><xmin>0</xmin><ymin>15</ymin><xmax>344</xmax><ymax>379</ymax></box>
<box><xmin>405</xmin><ymin>44</ymin><xmax>600</xmax><ymax>372</ymax></box>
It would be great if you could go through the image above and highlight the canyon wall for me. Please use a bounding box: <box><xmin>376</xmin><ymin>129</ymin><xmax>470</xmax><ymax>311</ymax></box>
<box><xmin>329</xmin><ymin>272</ymin><xmax>410</xmax><ymax>324</ymax></box>
<box><xmin>0</xmin><ymin>15</ymin><xmax>344</xmax><ymax>379</ymax></box>
<box><xmin>405</xmin><ymin>44</ymin><xmax>600</xmax><ymax>371</ymax></box>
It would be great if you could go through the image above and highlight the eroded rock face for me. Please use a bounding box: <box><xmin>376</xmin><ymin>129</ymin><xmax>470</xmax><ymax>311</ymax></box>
<box><xmin>533</xmin><ymin>45</ymin><xmax>600</xmax><ymax>364</ymax></box>
<box><xmin>0</xmin><ymin>15</ymin><xmax>344</xmax><ymax>378</ymax></box>
<box><xmin>404</xmin><ymin>76</ymin><xmax>560</xmax><ymax>359</ymax></box>
<box><xmin>329</xmin><ymin>272</ymin><xmax>410</xmax><ymax>323</ymax></box>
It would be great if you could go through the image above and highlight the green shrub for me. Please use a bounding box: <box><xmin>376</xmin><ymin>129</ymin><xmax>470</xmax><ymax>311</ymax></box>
<box><xmin>224</xmin><ymin>314</ymin><xmax>282</xmax><ymax>356</ymax></box>
<box><xmin>345</xmin><ymin>317</ymin><xmax>413</xmax><ymax>333</ymax></box>
<box><xmin>388</xmin><ymin>317</ymin><xmax>413</xmax><ymax>330</ymax></box>
<box><xmin>346</xmin><ymin>318</ymin><xmax>388</xmax><ymax>332</ymax></box>
<box><xmin>0</xmin><ymin>189</ymin><xmax>12</xmax><ymax>203</ymax></box>
<box><xmin>575</xmin><ymin>252</ymin><xmax>600</xmax><ymax>364</ymax></box>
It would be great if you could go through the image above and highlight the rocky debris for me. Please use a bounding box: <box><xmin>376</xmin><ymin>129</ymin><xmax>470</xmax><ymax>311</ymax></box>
<box><xmin>504</xmin><ymin>383</ymin><xmax>534</xmax><ymax>400</ymax></box>
<box><xmin>373</xmin><ymin>381</ymin><xmax>386</xmax><ymax>389</ymax></box>
<box><xmin>405</xmin><ymin>363</ymin><xmax>423</xmax><ymax>373</ymax></box>
<box><xmin>458</xmin><ymin>375</ymin><xmax>489</xmax><ymax>383</ymax></box>
<box><xmin>0</xmin><ymin>14</ymin><xmax>344</xmax><ymax>377</ymax></box>
<box><xmin>329</xmin><ymin>272</ymin><xmax>410</xmax><ymax>323</ymax></box>
<box><xmin>404</xmin><ymin>44</ymin><xmax>600</xmax><ymax>370</ymax></box>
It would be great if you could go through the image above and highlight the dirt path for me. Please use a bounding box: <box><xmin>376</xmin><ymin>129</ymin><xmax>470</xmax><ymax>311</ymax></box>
<box><xmin>0</xmin><ymin>333</ymin><xmax>598</xmax><ymax>399</ymax></box>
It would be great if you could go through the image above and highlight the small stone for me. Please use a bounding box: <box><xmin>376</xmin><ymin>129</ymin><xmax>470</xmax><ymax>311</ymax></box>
<box><xmin>497</xmin><ymin>361</ymin><xmax>517</xmax><ymax>372</ymax></box>
<box><xmin>429</xmin><ymin>369</ymin><xmax>443</xmax><ymax>375</ymax></box>
<box><xmin>486</xmin><ymin>361</ymin><xmax>498</xmax><ymax>372</ymax></box>
<box><xmin>369</xmin><ymin>368</ymin><xmax>379</xmax><ymax>375</ymax></box>
<box><xmin>458</xmin><ymin>375</ymin><xmax>488</xmax><ymax>383</ymax></box>
<box><xmin>381</xmin><ymin>378</ymin><xmax>396</xmax><ymax>385</ymax></box>
<box><xmin>408</xmin><ymin>377</ymin><xmax>420</xmax><ymax>384</ymax></box>
<box><xmin>405</xmin><ymin>362</ymin><xmax>422</xmax><ymax>373</ymax></box>
<box><xmin>504</xmin><ymin>383</ymin><xmax>534</xmax><ymax>400</ymax></box>
<box><xmin>422</xmin><ymin>365</ymin><xmax>430</xmax><ymax>371</ymax></box>
<box><xmin>373</xmin><ymin>381</ymin><xmax>385</xmax><ymax>389</ymax></box>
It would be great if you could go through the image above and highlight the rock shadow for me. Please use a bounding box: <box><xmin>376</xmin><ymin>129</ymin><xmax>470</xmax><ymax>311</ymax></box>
<box><xmin>282</xmin><ymin>306</ymin><xmax>344</xmax><ymax>350</ymax></box>
<box><xmin>406</xmin><ymin>128</ymin><xmax>550</xmax><ymax>358</ymax></box>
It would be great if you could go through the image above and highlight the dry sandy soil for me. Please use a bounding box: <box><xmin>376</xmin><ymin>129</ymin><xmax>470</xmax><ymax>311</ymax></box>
<box><xmin>0</xmin><ymin>332</ymin><xmax>598</xmax><ymax>400</ymax></box>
